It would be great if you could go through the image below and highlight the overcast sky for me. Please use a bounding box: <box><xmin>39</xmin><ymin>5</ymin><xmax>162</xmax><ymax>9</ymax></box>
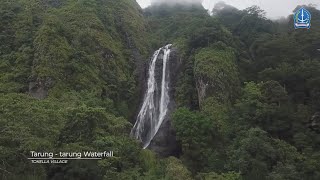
<box><xmin>137</xmin><ymin>0</ymin><xmax>320</xmax><ymax>19</ymax></box>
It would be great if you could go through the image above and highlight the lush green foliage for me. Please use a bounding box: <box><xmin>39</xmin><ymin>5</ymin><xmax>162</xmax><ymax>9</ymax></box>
<box><xmin>194</xmin><ymin>46</ymin><xmax>239</xmax><ymax>104</ymax></box>
<box><xmin>1</xmin><ymin>1</ymin><xmax>320</xmax><ymax>179</ymax></box>
<box><xmin>159</xmin><ymin>3</ymin><xmax>320</xmax><ymax>180</ymax></box>
<box><xmin>0</xmin><ymin>0</ymin><xmax>150</xmax><ymax>179</ymax></box>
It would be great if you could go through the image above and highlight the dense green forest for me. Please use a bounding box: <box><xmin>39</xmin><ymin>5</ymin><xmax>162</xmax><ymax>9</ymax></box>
<box><xmin>0</xmin><ymin>0</ymin><xmax>319</xmax><ymax>179</ymax></box>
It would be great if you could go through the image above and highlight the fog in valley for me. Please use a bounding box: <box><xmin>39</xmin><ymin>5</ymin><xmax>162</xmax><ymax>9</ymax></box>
<box><xmin>138</xmin><ymin>0</ymin><xmax>320</xmax><ymax>18</ymax></box>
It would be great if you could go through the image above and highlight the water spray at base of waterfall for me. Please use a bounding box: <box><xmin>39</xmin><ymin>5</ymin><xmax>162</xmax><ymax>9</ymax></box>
<box><xmin>131</xmin><ymin>44</ymin><xmax>172</xmax><ymax>149</ymax></box>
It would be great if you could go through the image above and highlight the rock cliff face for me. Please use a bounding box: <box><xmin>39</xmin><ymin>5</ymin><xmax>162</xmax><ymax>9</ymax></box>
<box><xmin>29</xmin><ymin>77</ymin><xmax>53</xmax><ymax>99</ymax></box>
<box><xmin>310</xmin><ymin>112</ymin><xmax>320</xmax><ymax>132</ymax></box>
<box><xmin>145</xmin><ymin>47</ymin><xmax>181</xmax><ymax>157</ymax></box>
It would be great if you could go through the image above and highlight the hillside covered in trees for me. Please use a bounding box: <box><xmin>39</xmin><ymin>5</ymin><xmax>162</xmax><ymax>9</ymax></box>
<box><xmin>0</xmin><ymin>0</ymin><xmax>319</xmax><ymax>179</ymax></box>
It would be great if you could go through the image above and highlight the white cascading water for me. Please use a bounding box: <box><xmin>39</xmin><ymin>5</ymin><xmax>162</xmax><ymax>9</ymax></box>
<box><xmin>131</xmin><ymin>44</ymin><xmax>172</xmax><ymax>149</ymax></box>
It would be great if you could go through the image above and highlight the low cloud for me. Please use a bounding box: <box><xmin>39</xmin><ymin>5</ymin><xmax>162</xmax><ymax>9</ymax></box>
<box><xmin>151</xmin><ymin>0</ymin><xmax>203</xmax><ymax>6</ymax></box>
<box><xmin>138</xmin><ymin>0</ymin><xmax>320</xmax><ymax>18</ymax></box>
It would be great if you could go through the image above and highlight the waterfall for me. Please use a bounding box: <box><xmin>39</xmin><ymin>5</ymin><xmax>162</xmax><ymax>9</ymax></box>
<box><xmin>131</xmin><ymin>44</ymin><xmax>172</xmax><ymax>149</ymax></box>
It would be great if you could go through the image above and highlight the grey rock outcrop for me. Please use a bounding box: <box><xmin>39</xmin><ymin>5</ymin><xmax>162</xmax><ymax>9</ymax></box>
<box><xmin>29</xmin><ymin>77</ymin><xmax>53</xmax><ymax>100</ymax></box>
<box><xmin>310</xmin><ymin>112</ymin><xmax>320</xmax><ymax>132</ymax></box>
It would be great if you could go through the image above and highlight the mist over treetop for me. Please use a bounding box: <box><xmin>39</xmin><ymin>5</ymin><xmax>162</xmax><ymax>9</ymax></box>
<box><xmin>151</xmin><ymin>0</ymin><xmax>203</xmax><ymax>6</ymax></box>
